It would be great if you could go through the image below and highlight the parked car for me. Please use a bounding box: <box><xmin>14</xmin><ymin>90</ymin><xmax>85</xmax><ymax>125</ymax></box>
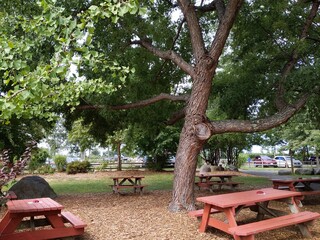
<box><xmin>274</xmin><ymin>156</ymin><xmax>303</xmax><ymax>168</ymax></box>
<box><xmin>253</xmin><ymin>155</ymin><xmax>278</xmax><ymax>168</ymax></box>
<box><xmin>304</xmin><ymin>156</ymin><xmax>319</xmax><ymax>165</ymax></box>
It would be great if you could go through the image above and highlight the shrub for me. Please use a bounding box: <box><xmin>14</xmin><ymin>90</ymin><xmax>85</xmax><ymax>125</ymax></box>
<box><xmin>97</xmin><ymin>162</ymin><xmax>108</xmax><ymax>171</ymax></box>
<box><xmin>66</xmin><ymin>161</ymin><xmax>91</xmax><ymax>174</ymax></box>
<box><xmin>54</xmin><ymin>155</ymin><xmax>67</xmax><ymax>172</ymax></box>
<box><xmin>145</xmin><ymin>155</ymin><xmax>167</xmax><ymax>171</ymax></box>
<box><xmin>37</xmin><ymin>164</ymin><xmax>55</xmax><ymax>174</ymax></box>
<box><xmin>28</xmin><ymin>148</ymin><xmax>50</xmax><ymax>173</ymax></box>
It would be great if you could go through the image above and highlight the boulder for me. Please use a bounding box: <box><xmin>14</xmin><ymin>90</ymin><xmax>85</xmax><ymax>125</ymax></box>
<box><xmin>278</xmin><ymin>169</ymin><xmax>292</xmax><ymax>175</ymax></box>
<box><xmin>314</xmin><ymin>168</ymin><xmax>320</xmax><ymax>175</ymax></box>
<box><xmin>199</xmin><ymin>164</ymin><xmax>211</xmax><ymax>174</ymax></box>
<box><xmin>227</xmin><ymin>165</ymin><xmax>238</xmax><ymax>171</ymax></box>
<box><xmin>295</xmin><ymin>168</ymin><xmax>314</xmax><ymax>175</ymax></box>
<box><xmin>9</xmin><ymin>176</ymin><xmax>57</xmax><ymax>199</ymax></box>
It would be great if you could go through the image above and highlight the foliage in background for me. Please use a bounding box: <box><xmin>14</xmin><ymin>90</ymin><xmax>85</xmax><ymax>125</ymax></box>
<box><xmin>53</xmin><ymin>155</ymin><xmax>67</xmax><ymax>172</ymax></box>
<box><xmin>68</xmin><ymin>118</ymin><xmax>96</xmax><ymax>160</ymax></box>
<box><xmin>36</xmin><ymin>164</ymin><xmax>55</xmax><ymax>174</ymax></box>
<box><xmin>28</xmin><ymin>148</ymin><xmax>50</xmax><ymax>173</ymax></box>
<box><xmin>66</xmin><ymin>160</ymin><xmax>91</xmax><ymax>174</ymax></box>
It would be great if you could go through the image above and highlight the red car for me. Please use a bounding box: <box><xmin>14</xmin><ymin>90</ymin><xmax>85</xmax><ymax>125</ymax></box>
<box><xmin>253</xmin><ymin>155</ymin><xmax>278</xmax><ymax>168</ymax></box>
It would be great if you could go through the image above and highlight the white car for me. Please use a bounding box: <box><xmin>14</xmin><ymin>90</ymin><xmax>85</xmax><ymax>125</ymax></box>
<box><xmin>274</xmin><ymin>156</ymin><xmax>303</xmax><ymax>168</ymax></box>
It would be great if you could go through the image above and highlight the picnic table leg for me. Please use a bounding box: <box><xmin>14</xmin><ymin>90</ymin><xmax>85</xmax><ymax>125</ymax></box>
<box><xmin>286</xmin><ymin>197</ymin><xmax>314</xmax><ymax>237</ymax></box>
<box><xmin>199</xmin><ymin>204</ymin><xmax>211</xmax><ymax>232</ymax></box>
<box><xmin>296</xmin><ymin>222</ymin><xmax>313</xmax><ymax>238</ymax></box>
<box><xmin>0</xmin><ymin>212</ymin><xmax>23</xmax><ymax>234</ymax></box>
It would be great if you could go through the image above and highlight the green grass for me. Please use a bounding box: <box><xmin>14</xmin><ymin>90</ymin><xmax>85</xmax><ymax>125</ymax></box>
<box><xmin>47</xmin><ymin>172</ymin><xmax>273</xmax><ymax>195</ymax></box>
<box><xmin>49</xmin><ymin>179</ymin><xmax>110</xmax><ymax>194</ymax></box>
<box><xmin>236</xmin><ymin>176</ymin><xmax>271</xmax><ymax>187</ymax></box>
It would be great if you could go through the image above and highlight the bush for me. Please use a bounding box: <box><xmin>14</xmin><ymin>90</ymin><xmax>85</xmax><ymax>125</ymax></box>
<box><xmin>66</xmin><ymin>161</ymin><xmax>91</xmax><ymax>174</ymax></box>
<box><xmin>28</xmin><ymin>148</ymin><xmax>50</xmax><ymax>172</ymax></box>
<box><xmin>97</xmin><ymin>162</ymin><xmax>108</xmax><ymax>171</ymax></box>
<box><xmin>37</xmin><ymin>164</ymin><xmax>55</xmax><ymax>174</ymax></box>
<box><xmin>236</xmin><ymin>154</ymin><xmax>248</xmax><ymax>168</ymax></box>
<box><xmin>54</xmin><ymin>155</ymin><xmax>67</xmax><ymax>172</ymax></box>
<box><xmin>145</xmin><ymin>155</ymin><xmax>167</xmax><ymax>171</ymax></box>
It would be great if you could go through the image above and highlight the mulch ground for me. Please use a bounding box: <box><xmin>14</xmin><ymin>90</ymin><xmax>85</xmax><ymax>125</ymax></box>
<box><xmin>2</xmin><ymin>170</ymin><xmax>320</xmax><ymax>240</ymax></box>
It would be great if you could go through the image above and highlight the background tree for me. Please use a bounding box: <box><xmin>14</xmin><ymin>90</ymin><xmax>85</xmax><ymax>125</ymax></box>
<box><xmin>68</xmin><ymin>118</ymin><xmax>96</xmax><ymax>160</ymax></box>
<box><xmin>28</xmin><ymin>148</ymin><xmax>50</xmax><ymax>173</ymax></box>
<box><xmin>105</xmin><ymin>129</ymin><xmax>128</xmax><ymax>171</ymax></box>
<box><xmin>44</xmin><ymin>118</ymin><xmax>68</xmax><ymax>157</ymax></box>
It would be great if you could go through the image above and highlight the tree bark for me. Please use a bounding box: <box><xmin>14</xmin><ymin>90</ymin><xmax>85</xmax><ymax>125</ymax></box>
<box><xmin>169</xmin><ymin>0</ymin><xmax>243</xmax><ymax>212</ymax></box>
<box><xmin>117</xmin><ymin>142</ymin><xmax>122</xmax><ymax>171</ymax></box>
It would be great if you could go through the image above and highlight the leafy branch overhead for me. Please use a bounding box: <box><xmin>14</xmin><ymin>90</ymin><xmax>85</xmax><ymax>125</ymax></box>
<box><xmin>1</xmin><ymin>0</ymin><xmax>319</xmax><ymax>212</ymax></box>
<box><xmin>0</xmin><ymin>0</ymin><xmax>142</xmax><ymax>123</ymax></box>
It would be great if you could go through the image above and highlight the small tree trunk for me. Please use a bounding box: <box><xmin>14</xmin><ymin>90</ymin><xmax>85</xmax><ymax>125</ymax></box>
<box><xmin>117</xmin><ymin>142</ymin><xmax>122</xmax><ymax>171</ymax></box>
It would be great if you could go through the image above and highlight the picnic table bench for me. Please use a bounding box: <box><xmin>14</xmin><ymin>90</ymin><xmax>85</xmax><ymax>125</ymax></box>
<box><xmin>5</xmin><ymin>191</ymin><xmax>17</xmax><ymax>200</ymax></box>
<box><xmin>110</xmin><ymin>176</ymin><xmax>146</xmax><ymax>195</ymax></box>
<box><xmin>229</xmin><ymin>211</ymin><xmax>320</xmax><ymax>240</ymax></box>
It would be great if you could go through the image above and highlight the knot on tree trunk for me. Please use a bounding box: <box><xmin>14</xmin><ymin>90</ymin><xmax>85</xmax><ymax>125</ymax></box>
<box><xmin>192</xmin><ymin>115</ymin><xmax>212</xmax><ymax>140</ymax></box>
<box><xmin>193</xmin><ymin>122</ymin><xmax>212</xmax><ymax>140</ymax></box>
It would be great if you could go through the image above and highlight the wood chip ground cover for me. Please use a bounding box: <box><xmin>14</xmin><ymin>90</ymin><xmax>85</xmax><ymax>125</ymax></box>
<box><xmin>1</xmin><ymin>170</ymin><xmax>320</xmax><ymax>240</ymax></box>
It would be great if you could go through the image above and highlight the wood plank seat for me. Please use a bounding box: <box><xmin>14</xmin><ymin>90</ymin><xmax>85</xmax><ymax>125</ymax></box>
<box><xmin>61</xmin><ymin>211</ymin><xmax>87</xmax><ymax>229</ymax></box>
<box><xmin>5</xmin><ymin>191</ymin><xmax>17</xmax><ymax>200</ymax></box>
<box><xmin>298</xmin><ymin>190</ymin><xmax>320</xmax><ymax>196</ymax></box>
<box><xmin>188</xmin><ymin>208</ymin><xmax>221</xmax><ymax>218</ymax></box>
<box><xmin>277</xmin><ymin>185</ymin><xmax>305</xmax><ymax>190</ymax></box>
<box><xmin>229</xmin><ymin>211</ymin><xmax>320</xmax><ymax>240</ymax></box>
<box><xmin>194</xmin><ymin>181</ymin><xmax>218</xmax><ymax>187</ymax></box>
<box><xmin>212</xmin><ymin>182</ymin><xmax>243</xmax><ymax>189</ymax></box>
<box><xmin>110</xmin><ymin>185</ymin><xmax>147</xmax><ymax>189</ymax></box>
<box><xmin>212</xmin><ymin>181</ymin><xmax>243</xmax><ymax>186</ymax></box>
<box><xmin>110</xmin><ymin>185</ymin><xmax>147</xmax><ymax>195</ymax></box>
<box><xmin>195</xmin><ymin>180</ymin><xmax>221</xmax><ymax>184</ymax></box>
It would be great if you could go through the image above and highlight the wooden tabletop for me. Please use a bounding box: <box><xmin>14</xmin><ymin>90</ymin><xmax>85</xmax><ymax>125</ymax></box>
<box><xmin>110</xmin><ymin>176</ymin><xmax>145</xmax><ymax>179</ymax></box>
<box><xmin>196</xmin><ymin>188</ymin><xmax>301</xmax><ymax>208</ymax></box>
<box><xmin>195</xmin><ymin>173</ymin><xmax>236</xmax><ymax>177</ymax></box>
<box><xmin>6</xmin><ymin>197</ymin><xmax>63</xmax><ymax>213</ymax></box>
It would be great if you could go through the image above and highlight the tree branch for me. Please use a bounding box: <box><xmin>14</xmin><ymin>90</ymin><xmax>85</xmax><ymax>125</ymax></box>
<box><xmin>166</xmin><ymin>107</ymin><xmax>186</xmax><ymax>125</ymax></box>
<box><xmin>195</xmin><ymin>0</ymin><xmax>226</xmax><ymax>21</ymax></box>
<box><xmin>209</xmin><ymin>93</ymin><xmax>309</xmax><ymax>134</ymax></box>
<box><xmin>208</xmin><ymin>0</ymin><xmax>243</xmax><ymax>60</ymax></box>
<box><xmin>131</xmin><ymin>39</ymin><xmax>195</xmax><ymax>77</ymax></box>
<box><xmin>178</xmin><ymin>0</ymin><xmax>206</xmax><ymax>60</ymax></box>
<box><xmin>77</xmin><ymin>93</ymin><xmax>189</xmax><ymax>110</ymax></box>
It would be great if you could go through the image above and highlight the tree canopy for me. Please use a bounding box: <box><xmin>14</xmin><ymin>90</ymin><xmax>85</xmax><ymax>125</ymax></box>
<box><xmin>1</xmin><ymin>0</ymin><xmax>319</xmax><ymax>212</ymax></box>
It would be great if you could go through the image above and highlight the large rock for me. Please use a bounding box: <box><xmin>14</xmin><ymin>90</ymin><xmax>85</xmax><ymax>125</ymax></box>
<box><xmin>227</xmin><ymin>165</ymin><xmax>238</xmax><ymax>172</ymax></box>
<box><xmin>278</xmin><ymin>169</ymin><xmax>292</xmax><ymax>175</ymax></box>
<box><xmin>199</xmin><ymin>164</ymin><xmax>211</xmax><ymax>174</ymax></box>
<box><xmin>313</xmin><ymin>168</ymin><xmax>320</xmax><ymax>175</ymax></box>
<box><xmin>295</xmin><ymin>168</ymin><xmax>314</xmax><ymax>175</ymax></box>
<box><xmin>9</xmin><ymin>176</ymin><xmax>57</xmax><ymax>199</ymax></box>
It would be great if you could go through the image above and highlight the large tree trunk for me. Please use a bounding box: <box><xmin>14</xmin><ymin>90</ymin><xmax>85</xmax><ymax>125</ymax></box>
<box><xmin>169</xmin><ymin>0</ymin><xmax>244</xmax><ymax>212</ymax></box>
<box><xmin>169</xmin><ymin>67</ymin><xmax>214</xmax><ymax>211</ymax></box>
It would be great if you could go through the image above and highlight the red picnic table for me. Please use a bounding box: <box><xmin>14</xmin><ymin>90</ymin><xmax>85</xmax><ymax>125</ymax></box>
<box><xmin>195</xmin><ymin>173</ymin><xmax>242</xmax><ymax>191</ymax></box>
<box><xmin>272</xmin><ymin>177</ymin><xmax>320</xmax><ymax>193</ymax></box>
<box><xmin>195</xmin><ymin>188</ymin><xmax>320</xmax><ymax>240</ymax></box>
<box><xmin>110</xmin><ymin>176</ymin><xmax>146</xmax><ymax>195</ymax></box>
<box><xmin>0</xmin><ymin>197</ymin><xmax>86</xmax><ymax>240</ymax></box>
